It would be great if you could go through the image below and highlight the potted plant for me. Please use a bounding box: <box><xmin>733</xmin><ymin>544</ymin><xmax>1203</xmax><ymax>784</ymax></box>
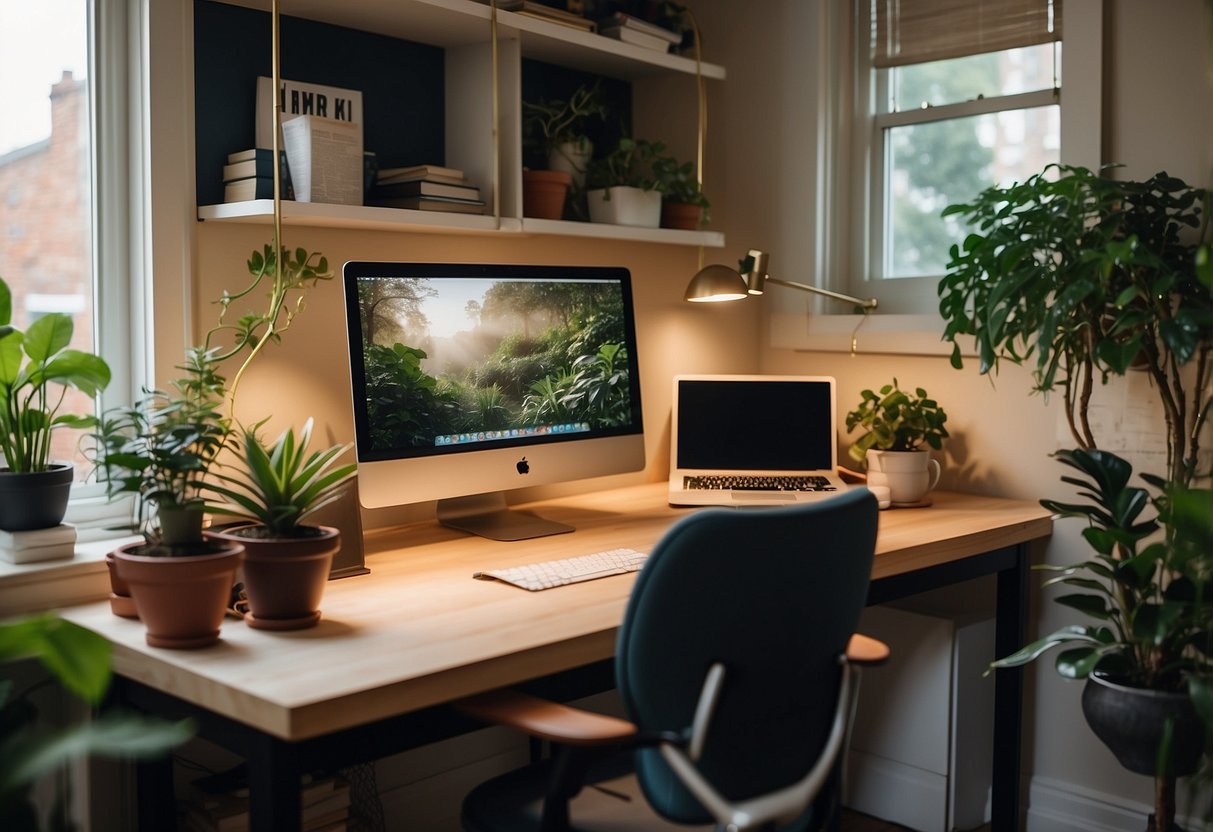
<box><xmin>844</xmin><ymin>378</ymin><xmax>947</xmax><ymax>505</ymax></box>
<box><xmin>652</xmin><ymin>150</ymin><xmax>710</xmax><ymax>230</ymax></box>
<box><xmin>0</xmin><ymin>276</ymin><xmax>111</xmax><ymax>531</ymax></box>
<box><xmin>205</xmin><ymin>418</ymin><xmax>356</xmax><ymax>630</ymax></box>
<box><xmin>93</xmin><ymin>346</ymin><xmax>242</xmax><ymax>649</ymax></box>
<box><xmin>938</xmin><ymin>164</ymin><xmax>1213</xmax><ymax>829</ymax></box>
<box><xmin>521</xmin><ymin>81</ymin><xmax>607</xmax><ymax>195</ymax></box>
<box><xmin>584</xmin><ymin>137</ymin><xmax>666</xmax><ymax>228</ymax></box>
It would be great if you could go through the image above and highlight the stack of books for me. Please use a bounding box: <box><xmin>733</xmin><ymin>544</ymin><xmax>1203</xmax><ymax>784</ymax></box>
<box><xmin>476</xmin><ymin>0</ymin><xmax>595</xmax><ymax>32</ymax></box>
<box><xmin>369</xmin><ymin>164</ymin><xmax>486</xmax><ymax>214</ymax></box>
<box><xmin>222</xmin><ymin>148</ymin><xmax>294</xmax><ymax>203</ymax></box>
<box><xmin>0</xmin><ymin>524</ymin><xmax>76</xmax><ymax>564</ymax></box>
<box><xmin>179</xmin><ymin>774</ymin><xmax>350</xmax><ymax>832</ymax></box>
<box><xmin>596</xmin><ymin>12</ymin><xmax>682</xmax><ymax>52</ymax></box>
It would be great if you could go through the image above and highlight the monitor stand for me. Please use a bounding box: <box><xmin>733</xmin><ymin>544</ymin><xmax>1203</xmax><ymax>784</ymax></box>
<box><xmin>436</xmin><ymin>492</ymin><xmax>574</xmax><ymax>541</ymax></box>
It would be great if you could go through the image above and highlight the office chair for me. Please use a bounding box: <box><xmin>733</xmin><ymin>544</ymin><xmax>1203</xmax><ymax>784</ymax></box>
<box><xmin>457</xmin><ymin>488</ymin><xmax>887</xmax><ymax>832</ymax></box>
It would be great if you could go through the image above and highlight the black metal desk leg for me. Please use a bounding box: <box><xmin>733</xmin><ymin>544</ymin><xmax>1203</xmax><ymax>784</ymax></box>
<box><xmin>247</xmin><ymin>734</ymin><xmax>302</xmax><ymax>831</ymax></box>
<box><xmin>135</xmin><ymin>754</ymin><xmax>175</xmax><ymax>829</ymax></box>
<box><xmin>991</xmin><ymin>541</ymin><xmax>1029</xmax><ymax>832</ymax></box>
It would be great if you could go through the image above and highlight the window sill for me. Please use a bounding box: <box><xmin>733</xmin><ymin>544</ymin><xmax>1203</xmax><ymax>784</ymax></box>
<box><xmin>0</xmin><ymin>533</ymin><xmax>141</xmax><ymax>619</ymax></box>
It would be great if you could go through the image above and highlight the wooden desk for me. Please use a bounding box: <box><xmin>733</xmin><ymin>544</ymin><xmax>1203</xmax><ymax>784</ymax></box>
<box><xmin>62</xmin><ymin>483</ymin><xmax>1051</xmax><ymax>831</ymax></box>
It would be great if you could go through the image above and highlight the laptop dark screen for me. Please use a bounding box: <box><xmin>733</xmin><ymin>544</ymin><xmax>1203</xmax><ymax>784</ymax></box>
<box><xmin>676</xmin><ymin>379</ymin><xmax>834</xmax><ymax>471</ymax></box>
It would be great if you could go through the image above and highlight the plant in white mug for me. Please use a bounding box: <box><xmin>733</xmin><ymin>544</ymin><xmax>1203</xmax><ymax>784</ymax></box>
<box><xmin>845</xmin><ymin>379</ymin><xmax>948</xmax><ymax>505</ymax></box>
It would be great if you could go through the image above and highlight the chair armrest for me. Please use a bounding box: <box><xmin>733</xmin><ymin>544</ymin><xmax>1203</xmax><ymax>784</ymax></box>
<box><xmin>846</xmin><ymin>633</ymin><xmax>890</xmax><ymax>666</ymax></box>
<box><xmin>454</xmin><ymin>689</ymin><xmax>638</xmax><ymax>746</ymax></box>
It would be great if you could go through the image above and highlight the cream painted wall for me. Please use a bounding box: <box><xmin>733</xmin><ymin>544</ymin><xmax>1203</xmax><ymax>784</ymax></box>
<box><xmin>692</xmin><ymin>0</ymin><xmax>1213</xmax><ymax>824</ymax></box>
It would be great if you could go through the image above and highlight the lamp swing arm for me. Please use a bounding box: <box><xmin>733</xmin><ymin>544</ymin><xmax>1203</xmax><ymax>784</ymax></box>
<box><xmin>762</xmin><ymin>276</ymin><xmax>878</xmax><ymax>311</ymax></box>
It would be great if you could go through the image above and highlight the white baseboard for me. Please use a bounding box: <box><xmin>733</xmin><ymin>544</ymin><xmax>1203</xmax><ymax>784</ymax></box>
<box><xmin>1027</xmin><ymin>776</ymin><xmax>1202</xmax><ymax>832</ymax></box>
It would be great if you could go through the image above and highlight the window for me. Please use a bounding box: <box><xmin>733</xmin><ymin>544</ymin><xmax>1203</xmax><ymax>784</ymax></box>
<box><xmin>0</xmin><ymin>1</ymin><xmax>95</xmax><ymax>471</ymax></box>
<box><xmin>0</xmin><ymin>0</ymin><xmax>139</xmax><ymax>535</ymax></box>
<box><xmin>849</xmin><ymin>0</ymin><xmax>1062</xmax><ymax>314</ymax></box>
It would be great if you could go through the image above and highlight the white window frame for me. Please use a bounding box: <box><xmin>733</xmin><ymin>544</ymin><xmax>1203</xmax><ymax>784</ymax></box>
<box><xmin>790</xmin><ymin>0</ymin><xmax>1104</xmax><ymax>352</ymax></box>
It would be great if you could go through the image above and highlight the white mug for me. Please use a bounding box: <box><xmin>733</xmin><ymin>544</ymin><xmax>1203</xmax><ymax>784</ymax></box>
<box><xmin>865</xmin><ymin>449</ymin><xmax>940</xmax><ymax>504</ymax></box>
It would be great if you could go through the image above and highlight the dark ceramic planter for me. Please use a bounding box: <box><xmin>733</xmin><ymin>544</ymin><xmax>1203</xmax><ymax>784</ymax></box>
<box><xmin>114</xmin><ymin>540</ymin><xmax>243</xmax><ymax>649</ymax></box>
<box><xmin>1081</xmin><ymin>672</ymin><xmax>1204</xmax><ymax>778</ymax></box>
<box><xmin>0</xmin><ymin>463</ymin><xmax>74</xmax><ymax>531</ymax></box>
<box><xmin>209</xmin><ymin>524</ymin><xmax>339</xmax><ymax>630</ymax></box>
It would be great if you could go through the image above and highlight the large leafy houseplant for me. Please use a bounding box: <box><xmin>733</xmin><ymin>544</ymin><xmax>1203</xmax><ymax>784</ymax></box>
<box><xmin>939</xmin><ymin>164</ymin><xmax>1213</xmax><ymax>827</ymax></box>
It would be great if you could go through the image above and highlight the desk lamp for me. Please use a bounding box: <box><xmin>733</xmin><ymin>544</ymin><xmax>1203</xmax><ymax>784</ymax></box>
<box><xmin>684</xmin><ymin>249</ymin><xmax>878</xmax><ymax>310</ymax></box>
<box><xmin>684</xmin><ymin>249</ymin><xmax>877</xmax><ymax>354</ymax></box>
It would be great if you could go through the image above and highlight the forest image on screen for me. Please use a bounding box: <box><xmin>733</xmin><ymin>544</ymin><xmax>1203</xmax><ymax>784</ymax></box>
<box><xmin>357</xmin><ymin>276</ymin><xmax>632</xmax><ymax>454</ymax></box>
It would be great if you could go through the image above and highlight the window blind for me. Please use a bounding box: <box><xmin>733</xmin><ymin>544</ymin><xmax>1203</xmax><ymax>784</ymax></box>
<box><xmin>871</xmin><ymin>0</ymin><xmax>1062</xmax><ymax>68</ymax></box>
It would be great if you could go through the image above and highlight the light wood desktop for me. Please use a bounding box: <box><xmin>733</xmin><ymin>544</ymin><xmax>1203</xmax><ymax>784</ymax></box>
<box><xmin>62</xmin><ymin>483</ymin><xmax>1052</xmax><ymax>831</ymax></box>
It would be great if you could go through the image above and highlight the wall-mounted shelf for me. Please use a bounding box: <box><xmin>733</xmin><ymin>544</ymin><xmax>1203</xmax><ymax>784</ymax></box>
<box><xmin>198</xmin><ymin>0</ymin><xmax>726</xmax><ymax>251</ymax></box>
<box><xmin>212</xmin><ymin>0</ymin><xmax>726</xmax><ymax>81</ymax></box>
<box><xmin>198</xmin><ymin>200</ymin><xmax>724</xmax><ymax>247</ymax></box>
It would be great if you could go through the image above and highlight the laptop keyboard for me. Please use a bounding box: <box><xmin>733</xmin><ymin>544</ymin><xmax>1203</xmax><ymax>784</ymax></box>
<box><xmin>684</xmin><ymin>475</ymin><xmax>837</xmax><ymax>492</ymax></box>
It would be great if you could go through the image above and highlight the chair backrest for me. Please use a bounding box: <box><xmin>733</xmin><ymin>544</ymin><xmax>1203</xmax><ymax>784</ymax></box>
<box><xmin>615</xmin><ymin>489</ymin><xmax>878</xmax><ymax>824</ymax></box>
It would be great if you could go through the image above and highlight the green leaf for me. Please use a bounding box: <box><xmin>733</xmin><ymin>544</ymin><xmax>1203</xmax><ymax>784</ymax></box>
<box><xmin>41</xmin><ymin>350</ymin><xmax>111</xmax><ymax>397</ymax></box>
<box><xmin>0</xmin><ymin>713</ymin><xmax>193</xmax><ymax>794</ymax></box>
<box><xmin>1055</xmin><ymin>593</ymin><xmax>1112</xmax><ymax>619</ymax></box>
<box><xmin>0</xmin><ymin>616</ymin><xmax>111</xmax><ymax>704</ymax></box>
<box><xmin>1055</xmin><ymin>646</ymin><xmax>1103</xmax><ymax>679</ymax></box>
<box><xmin>0</xmin><ymin>278</ymin><xmax>10</xmax><ymax>326</ymax></box>
<box><xmin>0</xmin><ymin>330</ymin><xmax>22</xmax><ymax>386</ymax></box>
<box><xmin>22</xmin><ymin>313</ymin><xmax>72</xmax><ymax>365</ymax></box>
<box><xmin>987</xmin><ymin>624</ymin><xmax>1102</xmax><ymax>673</ymax></box>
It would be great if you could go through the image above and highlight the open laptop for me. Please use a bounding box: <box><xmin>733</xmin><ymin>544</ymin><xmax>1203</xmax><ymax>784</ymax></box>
<box><xmin>668</xmin><ymin>374</ymin><xmax>849</xmax><ymax>506</ymax></box>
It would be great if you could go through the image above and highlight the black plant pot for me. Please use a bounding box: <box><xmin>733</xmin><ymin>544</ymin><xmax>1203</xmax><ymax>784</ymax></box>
<box><xmin>0</xmin><ymin>463</ymin><xmax>74</xmax><ymax>531</ymax></box>
<box><xmin>1081</xmin><ymin>672</ymin><xmax>1204</xmax><ymax>778</ymax></box>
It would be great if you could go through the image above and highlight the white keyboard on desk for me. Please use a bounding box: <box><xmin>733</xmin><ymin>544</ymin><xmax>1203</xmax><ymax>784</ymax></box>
<box><xmin>474</xmin><ymin>547</ymin><xmax>648</xmax><ymax>591</ymax></box>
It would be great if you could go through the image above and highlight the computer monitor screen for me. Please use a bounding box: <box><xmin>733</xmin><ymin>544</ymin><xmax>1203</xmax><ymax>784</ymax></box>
<box><xmin>342</xmin><ymin>262</ymin><xmax>645</xmax><ymax>540</ymax></box>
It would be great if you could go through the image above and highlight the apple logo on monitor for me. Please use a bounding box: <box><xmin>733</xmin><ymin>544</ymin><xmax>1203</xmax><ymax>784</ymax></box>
<box><xmin>516</xmin><ymin>457</ymin><xmax>530</xmax><ymax>475</ymax></box>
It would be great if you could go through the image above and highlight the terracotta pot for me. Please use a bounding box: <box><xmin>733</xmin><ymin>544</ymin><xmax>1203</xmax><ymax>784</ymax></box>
<box><xmin>522</xmin><ymin>169</ymin><xmax>572</xmax><ymax>220</ymax></box>
<box><xmin>0</xmin><ymin>463</ymin><xmax>74</xmax><ymax>531</ymax></box>
<box><xmin>114</xmin><ymin>540</ymin><xmax>243</xmax><ymax>649</ymax></box>
<box><xmin>105</xmin><ymin>551</ymin><xmax>138</xmax><ymax>619</ymax></box>
<box><xmin>210</xmin><ymin>525</ymin><xmax>340</xmax><ymax>630</ymax></box>
<box><xmin>661</xmin><ymin>202</ymin><xmax>702</xmax><ymax>230</ymax></box>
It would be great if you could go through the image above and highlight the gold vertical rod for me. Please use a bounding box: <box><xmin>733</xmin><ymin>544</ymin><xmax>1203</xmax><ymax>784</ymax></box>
<box><xmin>271</xmin><ymin>0</ymin><xmax>284</xmax><ymax>273</ymax></box>
<box><xmin>688</xmin><ymin>10</ymin><xmax>706</xmax><ymax>270</ymax></box>
<box><xmin>490</xmin><ymin>0</ymin><xmax>500</xmax><ymax>224</ymax></box>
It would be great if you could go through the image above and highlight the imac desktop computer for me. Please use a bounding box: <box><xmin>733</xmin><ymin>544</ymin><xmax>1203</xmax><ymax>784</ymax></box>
<box><xmin>342</xmin><ymin>262</ymin><xmax>645</xmax><ymax>541</ymax></box>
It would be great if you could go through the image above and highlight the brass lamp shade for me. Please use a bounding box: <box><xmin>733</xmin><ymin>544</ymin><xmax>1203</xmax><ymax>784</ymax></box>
<box><xmin>684</xmin><ymin>264</ymin><xmax>749</xmax><ymax>302</ymax></box>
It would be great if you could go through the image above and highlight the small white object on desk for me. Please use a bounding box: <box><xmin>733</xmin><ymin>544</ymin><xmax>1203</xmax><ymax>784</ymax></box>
<box><xmin>867</xmin><ymin>485</ymin><xmax>892</xmax><ymax>510</ymax></box>
<box><xmin>0</xmin><ymin>523</ymin><xmax>77</xmax><ymax>564</ymax></box>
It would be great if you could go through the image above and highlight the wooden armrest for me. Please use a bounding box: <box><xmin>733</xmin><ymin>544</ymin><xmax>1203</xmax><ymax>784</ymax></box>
<box><xmin>846</xmin><ymin>633</ymin><xmax>890</xmax><ymax>666</ymax></box>
<box><xmin>455</xmin><ymin>690</ymin><xmax>638</xmax><ymax>746</ymax></box>
<box><xmin>837</xmin><ymin>465</ymin><xmax>867</xmax><ymax>484</ymax></box>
